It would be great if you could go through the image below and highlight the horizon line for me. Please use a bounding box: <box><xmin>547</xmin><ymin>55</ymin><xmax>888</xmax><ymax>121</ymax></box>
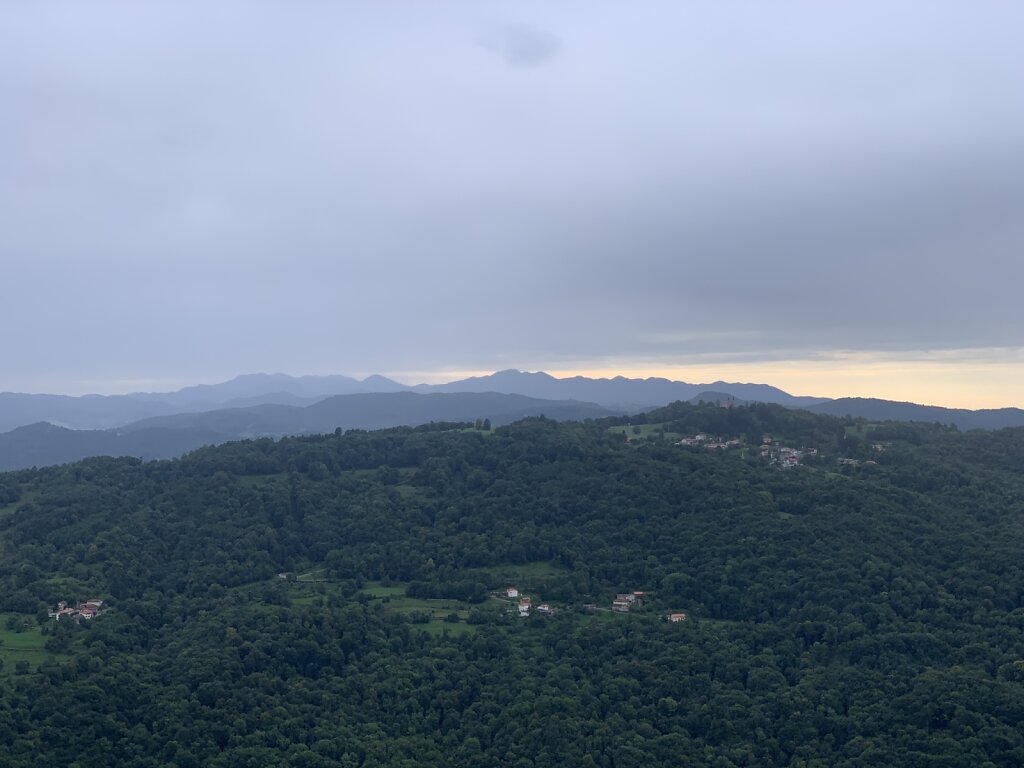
<box><xmin>1</xmin><ymin>365</ymin><xmax>1021</xmax><ymax>412</ymax></box>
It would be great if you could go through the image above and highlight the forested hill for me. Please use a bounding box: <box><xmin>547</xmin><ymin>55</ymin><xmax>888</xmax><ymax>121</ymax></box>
<box><xmin>0</xmin><ymin>391</ymin><xmax>617</xmax><ymax>471</ymax></box>
<box><xmin>1</xmin><ymin>403</ymin><xmax>1023</xmax><ymax>766</ymax></box>
<box><xmin>806</xmin><ymin>397</ymin><xmax>1024</xmax><ymax>430</ymax></box>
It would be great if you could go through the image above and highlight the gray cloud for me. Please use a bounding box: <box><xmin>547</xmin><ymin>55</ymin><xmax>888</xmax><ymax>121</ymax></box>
<box><xmin>479</xmin><ymin>24</ymin><xmax>561</xmax><ymax>68</ymax></box>
<box><xmin>1</xmin><ymin>1</ymin><xmax>1023</xmax><ymax>393</ymax></box>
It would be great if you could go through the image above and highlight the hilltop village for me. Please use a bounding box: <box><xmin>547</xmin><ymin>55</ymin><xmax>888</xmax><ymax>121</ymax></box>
<box><xmin>670</xmin><ymin>432</ymin><xmax>879</xmax><ymax>470</ymax></box>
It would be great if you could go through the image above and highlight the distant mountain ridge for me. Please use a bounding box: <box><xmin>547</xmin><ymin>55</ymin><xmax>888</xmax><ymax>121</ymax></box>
<box><xmin>0</xmin><ymin>370</ymin><xmax>825</xmax><ymax>433</ymax></box>
<box><xmin>0</xmin><ymin>391</ymin><xmax>617</xmax><ymax>472</ymax></box>
<box><xmin>0</xmin><ymin>373</ymin><xmax>408</xmax><ymax>432</ymax></box>
<box><xmin>3</xmin><ymin>369</ymin><xmax>1022</xmax><ymax>451</ymax></box>
<box><xmin>416</xmin><ymin>369</ymin><xmax>825</xmax><ymax>409</ymax></box>
<box><xmin>806</xmin><ymin>398</ymin><xmax>1024</xmax><ymax>431</ymax></box>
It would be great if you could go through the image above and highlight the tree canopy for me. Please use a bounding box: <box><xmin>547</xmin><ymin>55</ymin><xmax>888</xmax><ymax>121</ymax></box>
<box><xmin>0</xmin><ymin>404</ymin><xmax>1022</xmax><ymax>766</ymax></box>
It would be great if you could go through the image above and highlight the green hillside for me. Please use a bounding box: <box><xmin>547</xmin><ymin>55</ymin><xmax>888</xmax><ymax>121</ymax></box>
<box><xmin>0</xmin><ymin>405</ymin><xmax>1022</xmax><ymax>766</ymax></box>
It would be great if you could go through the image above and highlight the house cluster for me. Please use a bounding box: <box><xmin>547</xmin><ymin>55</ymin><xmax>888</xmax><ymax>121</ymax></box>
<box><xmin>502</xmin><ymin>587</ymin><xmax>659</xmax><ymax>618</ymax></box>
<box><xmin>48</xmin><ymin>599</ymin><xmax>105</xmax><ymax>622</ymax></box>
<box><xmin>503</xmin><ymin>587</ymin><xmax>553</xmax><ymax>617</ymax></box>
<box><xmin>677</xmin><ymin>434</ymin><xmax>742</xmax><ymax>450</ymax></box>
<box><xmin>612</xmin><ymin>591</ymin><xmax>648</xmax><ymax>613</ymax></box>
<box><xmin>760</xmin><ymin>436</ymin><xmax>817</xmax><ymax>468</ymax></box>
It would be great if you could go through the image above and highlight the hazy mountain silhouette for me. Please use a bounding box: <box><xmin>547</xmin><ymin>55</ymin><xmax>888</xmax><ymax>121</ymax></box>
<box><xmin>0</xmin><ymin>370</ymin><xmax>822</xmax><ymax>432</ymax></box>
<box><xmin>0</xmin><ymin>373</ymin><xmax>407</xmax><ymax>432</ymax></box>
<box><xmin>0</xmin><ymin>422</ymin><xmax>226</xmax><ymax>471</ymax></box>
<box><xmin>805</xmin><ymin>398</ymin><xmax>1024</xmax><ymax>430</ymax></box>
<box><xmin>417</xmin><ymin>369</ymin><xmax>825</xmax><ymax>408</ymax></box>
<box><xmin>0</xmin><ymin>391</ymin><xmax>616</xmax><ymax>471</ymax></box>
<box><xmin>4</xmin><ymin>371</ymin><xmax>1022</xmax><ymax>442</ymax></box>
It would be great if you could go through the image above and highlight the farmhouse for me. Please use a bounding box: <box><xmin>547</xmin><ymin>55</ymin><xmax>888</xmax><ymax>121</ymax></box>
<box><xmin>612</xmin><ymin>593</ymin><xmax>637</xmax><ymax>613</ymax></box>
<box><xmin>48</xmin><ymin>599</ymin><xmax>106</xmax><ymax>622</ymax></box>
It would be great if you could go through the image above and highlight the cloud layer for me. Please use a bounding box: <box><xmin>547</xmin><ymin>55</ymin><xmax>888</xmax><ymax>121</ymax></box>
<box><xmin>1</xmin><ymin>1</ymin><xmax>1022</xmax><ymax>396</ymax></box>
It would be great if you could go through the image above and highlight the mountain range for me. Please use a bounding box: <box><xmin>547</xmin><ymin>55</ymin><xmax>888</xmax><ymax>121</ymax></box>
<box><xmin>806</xmin><ymin>397</ymin><xmax>1024</xmax><ymax>431</ymax></box>
<box><xmin>0</xmin><ymin>391</ymin><xmax>615</xmax><ymax>472</ymax></box>
<box><xmin>0</xmin><ymin>370</ymin><xmax>825</xmax><ymax>433</ymax></box>
<box><xmin>1</xmin><ymin>370</ymin><xmax>1022</xmax><ymax>471</ymax></box>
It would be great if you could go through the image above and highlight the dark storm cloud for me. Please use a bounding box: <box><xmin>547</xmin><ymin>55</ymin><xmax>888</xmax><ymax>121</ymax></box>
<box><xmin>0</xmin><ymin>0</ymin><xmax>1022</xmax><ymax>392</ymax></box>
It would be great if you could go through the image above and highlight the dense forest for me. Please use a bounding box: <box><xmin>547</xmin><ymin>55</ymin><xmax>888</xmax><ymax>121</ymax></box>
<box><xmin>0</xmin><ymin>402</ymin><xmax>1023</xmax><ymax>767</ymax></box>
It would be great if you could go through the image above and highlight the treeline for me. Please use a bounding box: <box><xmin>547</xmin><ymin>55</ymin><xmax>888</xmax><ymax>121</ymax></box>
<box><xmin>0</xmin><ymin>403</ymin><xmax>1022</xmax><ymax>765</ymax></box>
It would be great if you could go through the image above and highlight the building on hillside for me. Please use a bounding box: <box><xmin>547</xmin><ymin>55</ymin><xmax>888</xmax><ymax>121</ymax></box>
<box><xmin>668</xmin><ymin>612</ymin><xmax>687</xmax><ymax>623</ymax></box>
<box><xmin>48</xmin><ymin>599</ymin><xmax>106</xmax><ymax>622</ymax></box>
<box><xmin>518</xmin><ymin>597</ymin><xmax>531</xmax><ymax>617</ymax></box>
<box><xmin>505</xmin><ymin>587</ymin><xmax>519</xmax><ymax>598</ymax></box>
<box><xmin>612</xmin><ymin>594</ymin><xmax>635</xmax><ymax>613</ymax></box>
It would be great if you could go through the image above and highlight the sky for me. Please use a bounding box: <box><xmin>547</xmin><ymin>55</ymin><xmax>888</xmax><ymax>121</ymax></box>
<box><xmin>2</xmin><ymin>1</ymin><xmax>1023</xmax><ymax>407</ymax></box>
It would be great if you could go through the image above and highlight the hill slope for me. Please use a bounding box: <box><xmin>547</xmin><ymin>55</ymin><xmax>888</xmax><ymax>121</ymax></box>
<box><xmin>0</xmin><ymin>404</ymin><xmax>1022</xmax><ymax>765</ymax></box>
<box><xmin>0</xmin><ymin>370</ymin><xmax>825</xmax><ymax>432</ymax></box>
<box><xmin>806</xmin><ymin>396</ymin><xmax>1024</xmax><ymax>430</ymax></box>
<box><xmin>0</xmin><ymin>391</ymin><xmax>615</xmax><ymax>471</ymax></box>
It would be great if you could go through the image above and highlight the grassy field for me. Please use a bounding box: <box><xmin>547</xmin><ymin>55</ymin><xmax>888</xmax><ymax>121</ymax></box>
<box><xmin>607</xmin><ymin>423</ymin><xmax>683</xmax><ymax>442</ymax></box>
<box><xmin>360</xmin><ymin>581</ymin><xmax>406</xmax><ymax>598</ymax></box>
<box><xmin>284</xmin><ymin>577</ymin><xmax>488</xmax><ymax>634</ymax></box>
<box><xmin>391</xmin><ymin>484</ymin><xmax>428</xmax><ymax>500</ymax></box>
<box><xmin>281</xmin><ymin>563</ymin><xmax>583</xmax><ymax>634</ymax></box>
<box><xmin>0</xmin><ymin>490</ymin><xmax>38</xmax><ymax>520</ymax></box>
<box><xmin>0</xmin><ymin>614</ymin><xmax>54</xmax><ymax>677</ymax></box>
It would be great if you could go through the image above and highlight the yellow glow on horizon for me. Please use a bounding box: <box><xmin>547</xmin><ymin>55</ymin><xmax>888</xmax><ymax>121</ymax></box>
<box><xmin>539</xmin><ymin>358</ymin><xmax>1024</xmax><ymax>410</ymax></box>
<box><xmin>44</xmin><ymin>352</ymin><xmax>1023</xmax><ymax>410</ymax></box>
<box><xmin>390</xmin><ymin>350</ymin><xmax>1024</xmax><ymax>410</ymax></box>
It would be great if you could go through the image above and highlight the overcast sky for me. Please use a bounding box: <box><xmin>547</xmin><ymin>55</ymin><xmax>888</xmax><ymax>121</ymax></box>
<box><xmin>2</xmin><ymin>1</ymin><xmax>1022</xmax><ymax>406</ymax></box>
